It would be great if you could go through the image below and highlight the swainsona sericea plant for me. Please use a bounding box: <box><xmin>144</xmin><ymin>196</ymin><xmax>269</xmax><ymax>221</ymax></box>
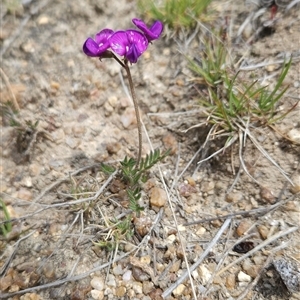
<box><xmin>83</xmin><ymin>19</ymin><xmax>163</xmax><ymax>165</ymax></box>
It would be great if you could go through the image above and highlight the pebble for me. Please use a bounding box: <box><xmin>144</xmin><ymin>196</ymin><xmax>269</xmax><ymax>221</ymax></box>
<box><xmin>115</xmin><ymin>286</ymin><xmax>126</xmax><ymax>297</ymax></box>
<box><xmin>52</xmin><ymin>128</ymin><xmax>65</xmax><ymax>144</ymax></box>
<box><xmin>162</xmin><ymin>133</ymin><xmax>177</xmax><ymax>154</ymax></box>
<box><xmin>121</xmin><ymin>107</ymin><xmax>136</xmax><ymax>128</ymax></box>
<box><xmin>143</xmin><ymin>281</ymin><xmax>154</xmax><ymax>294</ymax></box>
<box><xmin>106</xmin><ymin>142</ymin><xmax>121</xmax><ymax>154</ymax></box>
<box><xmin>260</xmin><ymin>186</ymin><xmax>275</xmax><ymax>204</ymax></box>
<box><xmin>132</xmin><ymin>282</ymin><xmax>143</xmax><ymax>294</ymax></box>
<box><xmin>150</xmin><ymin>187</ymin><xmax>167</xmax><ymax>209</ymax></box>
<box><xmin>257</xmin><ymin>224</ymin><xmax>269</xmax><ymax>239</ymax></box>
<box><xmin>122</xmin><ymin>270</ymin><xmax>132</xmax><ymax>281</ymax></box>
<box><xmin>226</xmin><ymin>273</ymin><xmax>236</xmax><ymax>289</ymax></box>
<box><xmin>134</xmin><ymin>215</ymin><xmax>152</xmax><ymax>237</ymax></box>
<box><xmin>287</xmin><ymin>128</ymin><xmax>300</xmax><ymax>143</ymax></box>
<box><xmin>106</xmin><ymin>274</ymin><xmax>116</xmax><ymax>287</ymax></box>
<box><xmin>91</xmin><ymin>289</ymin><xmax>104</xmax><ymax>300</ymax></box>
<box><xmin>200</xmin><ymin>181</ymin><xmax>215</xmax><ymax>193</ymax></box>
<box><xmin>90</xmin><ymin>277</ymin><xmax>104</xmax><ymax>291</ymax></box>
<box><xmin>236</xmin><ymin>220</ymin><xmax>252</xmax><ymax>236</ymax></box>
<box><xmin>112</xmin><ymin>264</ymin><xmax>123</xmax><ymax>276</ymax></box>
<box><xmin>37</xmin><ymin>15</ymin><xmax>50</xmax><ymax>25</ymax></box>
<box><xmin>198</xmin><ymin>265</ymin><xmax>211</xmax><ymax>285</ymax></box>
<box><xmin>237</xmin><ymin>271</ymin><xmax>251</xmax><ymax>282</ymax></box>
<box><xmin>65</xmin><ymin>136</ymin><xmax>79</xmax><ymax>149</ymax></box>
<box><xmin>17</xmin><ymin>188</ymin><xmax>33</xmax><ymax>201</ymax></box>
<box><xmin>226</xmin><ymin>192</ymin><xmax>243</xmax><ymax>203</ymax></box>
<box><xmin>172</xmin><ymin>284</ymin><xmax>186</xmax><ymax>297</ymax></box>
<box><xmin>20</xmin><ymin>293</ymin><xmax>41</xmax><ymax>300</ymax></box>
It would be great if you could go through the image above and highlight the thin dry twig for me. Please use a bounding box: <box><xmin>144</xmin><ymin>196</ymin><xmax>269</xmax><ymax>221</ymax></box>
<box><xmin>216</xmin><ymin>226</ymin><xmax>298</xmax><ymax>276</ymax></box>
<box><xmin>162</xmin><ymin>218</ymin><xmax>232</xmax><ymax>299</ymax></box>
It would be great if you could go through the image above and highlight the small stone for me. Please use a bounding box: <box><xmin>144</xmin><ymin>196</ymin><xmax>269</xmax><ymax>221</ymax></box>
<box><xmin>52</xmin><ymin>128</ymin><xmax>65</xmax><ymax>144</ymax></box>
<box><xmin>201</xmin><ymin>181</ymin><xmax>215</xmax><ymax>193</ymax></box>
<box><xmin>38</xmin><ymin>15</ymin><xmax>50</xmax><ymax>25</ymax></box>
<box><xmin>287</xmin><ymin>128</ymin><xmax>300</xmax><ymax>143</ymax></box>
<box><xmin>112</xmin><ymin>265</ymin><xmax>123</xmax><ymax>276</ymax></box>
<box><xmin>226</xmin><ymin>192</ymin><xmax>243</xmax><ymax>203</ymax></box>
<box><xmin>132</xmin><ymin>282</ymin><xmax>143</xmax><ymax>294</ymax></box>
<box><xmin>162</xmin><ymin>133</ymin><xmax>177</xmax><ymax>154</ymax></box>
<box><xmin>134</xmin><ymin>215</ymin><xmax>152</xmax><ymax>237</ymax></box>
<box><xmin>50</xmin><ymin>81</ymin><xmax>60</xmax><ymax>90</ymax></box>
<box><xmin>132</xmin><ymin>266</ymin><xmax>150</xmax><ymax>282</ymax></box>
<box><xmin>237</xmin><ymin>271</ymin><xmax>251</xmax><ymax>282</ymax></box>
<box><xmin>90</xmin><ymin>277</ymin><xmax>104</xmax><ymax>291</ymax></box>
<box><xmin>143</xmin><ymin>281</ymin><xmax>154</xmax><ymax>294</ymax></box>
<box><xmin>108</xmin><ymin>96</ymin><xmax>118</xmax><ymax>108</ymax></box>
<box><xmin>226</xmin><ymin>273</ymin><xmax>236</xmax><ymax>289</ymax></box>
<box><xmin>121</xmin><ymin>107</ymin><xmax>136</xmax><ymax>128</ymax></box>
<box><xmin>91</xmin><ymin>289</ymin><xmax>103</xmax><ymax>300</ymax></box>
<box><xmin>106</xmin><ymin>274</ymin><xmax>116</xmax><ymax>287</ymax></box>
<box><xmin>260</xmin><ymin>186</ymin><xmax>275</xmax><ymax>204</ymax></box>
<box><xmin>115</xmin><ymin>286</ymin><xmax>126</xmax><ymax>297</ymax></box>
<box><xmin>150</xmin><ymin>187</ymin><xmax>167</xmax><ymax>208</ymax></box>
<box><xmin>265</xmin><ymin>64</ymin><xmax>276</xmax><ymax>72</ymax></box>
<box><xmin>122</xmin><ymin>270</ymin><xmax>132</xmax><ymax>281</ymax></box>
<box><xmin>66</xmin><ymin>136</ymin><xmax>79</xmax><ymax>149</ymax></box>
<box><xmin>257</xmin><ymin>224</ymin><xmax>269</xmax><ymax>239</ymax></box>
<box><xmin>172</xmin><ymin>284</ymin><xmax>186</xmax><ymax>297</ymax></box>
<box><xmin>17</xmin><ymin>188</ymin><xmax>33</xmax><ymax>201</ymax></box>
<box><xmin>140</xmin><ymin>255</ymin><xmax>151</xmax><ymax>265</ymax></box>
<box><xmin>198</xmin><ymin>265</ymin><xmax>211</xmax><ymax>285</ymax></box>
<box><xmin>106</xmin><ymin>142</ymin><xmax>121</xmax><ymax>155</ymax></box>
<box><xmin>236</xmin><ymin>220</ymin><xmax>252</xmax><ymax>236</ymax></box>
<box><xmin>169</xmin><ymin>260</ymin><xmax>181</xmax><ymax>273</ymax></box>
<box><xmin>196</xmin><ymin>226</ymin><xmax>206</xmax><ymax>235</ymax></box>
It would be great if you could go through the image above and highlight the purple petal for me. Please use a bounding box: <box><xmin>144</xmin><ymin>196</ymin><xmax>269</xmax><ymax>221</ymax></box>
<box><xmin>95</xmin><ymin>29</ymin><xmax>114</xmax><ymax>45</ymax></box>
<box><xmin>109</xmin><ymin>31</ymin><xmax>129</xmax><ymax>56</ymax></box>
<box><xmin>83</xmin><ymin>38</ymin><xmax>106</xmax><ymax>57</ymax></box>
<box><xmin>126</xmin><ymin>30</ymin><xmax>148</xmax><ymax>53</ymax></box>
<box><xmin>132</xmin><ymin>18</ymin><xmax>163</xmax><ymax>41</ymax></box>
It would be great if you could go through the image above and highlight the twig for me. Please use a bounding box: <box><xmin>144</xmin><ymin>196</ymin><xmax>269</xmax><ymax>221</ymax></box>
<box><xmin>162</xmin><ymin>218</ymin><xmax>232</xmax><ymax>299</ymax></box>
<box><xmin>216</xmin><ymin>226</ymin><xmax>299</xmax><ymax>276</ymax></box>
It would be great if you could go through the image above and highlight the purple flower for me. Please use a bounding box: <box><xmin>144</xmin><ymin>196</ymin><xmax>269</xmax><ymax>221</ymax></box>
<box><xmin>83</xmin><ymin>29</ymin><xmax>114</xmax><ymax>57</ymax></box>
<box><xmin>132</xmin><ymin>18</ymin><xmax>163</xmax><ymax>42</ymax></box>
<box><xmin>109</xmin><ymin>30</ymin><xmax>148</xmax><ymax>63</ymax></box>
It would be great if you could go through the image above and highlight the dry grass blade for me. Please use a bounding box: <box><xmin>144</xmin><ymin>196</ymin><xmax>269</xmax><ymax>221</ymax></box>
<box><xmin>216</xmin><ymin>226</ymin><xmax>299</xmax><ymax>276</ymax></box>
<box><xmin>162</xmin><ymin>218</ymin><xmax>232</xmax><ymax>299</ymax></box>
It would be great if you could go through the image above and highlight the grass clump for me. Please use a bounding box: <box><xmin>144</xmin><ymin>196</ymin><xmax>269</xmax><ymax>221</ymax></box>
<box><xmin>137</xmin><ymin>0</ymin><xmax>213</xmax><ymax>33</ymax></box>
<box><xmin>0</xmin><ymin>199</ymin><xmax>12</xmax><ymax>238</ymax></box>
<box><xmin>188</xmin><ymin>32</ymin><xmax>297</xmax><ymax>184</ymax></box>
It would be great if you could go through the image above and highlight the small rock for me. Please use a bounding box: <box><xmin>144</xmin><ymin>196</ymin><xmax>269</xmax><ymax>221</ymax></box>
<box><xmin>143</xmin><ymin>281</ymin><xmax>154</xmax><ymax>294</ymax></box>
<box><xmin>132</xmin><ymin>282</ymin><xmax>143</xmax><ymax>294</ymax></box>
<box><xmin>169</xmin><ymin>260</ymin><xmax>181</xmax><ymax>273</ymax></box>
<box><xmin>134</xmin><ymin>215</ymin><xmax>152</xmax><ymax>237</ymax></box>
<box><xmin>106</xmin><ymin>274</ymin><xmax>116</xmax><ymax>287</ymax></box>
<box><xmin>172</xmin><ymin>284</ymin><xmax>186</xmax><ymax>297</ymax></box>
<box><xmin>72</xmin><ymin>125</ymin><xmax>86</xmax><ymax>137</ymax></box>
<box><xmin>162</xmin><ymin>133</ymin><xmax>177</xmax><ymax>154</ymax></box>
<box><xmin>201</xmin><ymin>181</ymin><xmax>215</xmax><ymax>193</ymax></box>
<box><xmin>112</xmin><ymin>265</ymin><xmax>123</xmax><ymax>276</ymax></box>
<box><xmin>236</xmin><ymin>220</ymin><xmax>252</xmax><ymax>236</ymax></box>
<box><xmin>17</xmin><ymin>188</ymin><xmax>33</xmax><ymax>201</ymax></box>
<box><xmin>106</xmin><ymin>142</ymin><xmax>121</xmax><ymax>155</ymax></box>
<box><xmin>91</xmin><ymin>289</ymin><xmax>103</xmax><ymax>300</ymax></box>
<box><xmin>108</xmin><ymin>96</ymin><xmax>118</xmax><ymax>108</ymax></box>
<box><xmin>198</xmin><ymin>265</ymin><xmax>211</xmax><ymax>285</ymax></box>
<box><xmin>287</xmin><ymin>128</ymin><xmax>300</xmax><ymax>143</ymax></box>
<box><xmin>132</xmin><ymin>266</ymin><xmax>150</xmax><ymax>282</ymax></box>
<box><xmin>37</xmin><ymin>15</ymin><xmax>50</xmax><ymax>25</ymax></box>
<box><xmin>90</xmin><ymin>277</ymin><xmax>104</xmax><ymax>291</ymax></box>
<box><xmin>121</xmin><ymin>107</ymin><xmax>136</xmax><ymax>128</ymax></box>
<box><xmin>257</xmin><ymin>224</ymin><xmax>269</xmax><ymax>239</ymax></box>
<box><xmin>115</xmin><ymin>286</ymin><xmax>126</xmax><ymax>297</ymax></box>
<box><xmin>226</xmin><ymin>273</ymin><xmax>236</xmax><ymax>289</ymax></box>
<box><xmin>122</xmin><ymin>270</ymin><xmax>132</xmax><ymax>281</ymax></box>
<box><xmin>65</xmin><ymin>136</ymin><xmax>79</xmax><ymax>149</ymax></box>
<box><xmin>226</xmin><ymin>192</ymin><xmax>243</xmax><ymax>203</ymax></box>
<box><xmin>52</xmin><ymin>128</ymin><xmax>65</xmax><ymax>144</ymax></box>
<box><xmin>196</xmin><ymin>226</ymin><xmax>206</xmax><ymax>236</ymax></box>
<box><xmin>260</xmin><ymin>186</ymin><xmax>275</xmax><ymax>204</ymax></box>
<box><xmin>178</xmin><ymin>182</ymin><xmax>197</xmax><ymax>197</ymax></box>
<box><xmin>150</xmin><ymin>187</ymin><xmax>167</xmax><ymax>209</ymax></box>
<box><xmin>237</xmin><ymin>271</ymin><xmax>251</xmax><ymax>282</ymax></box>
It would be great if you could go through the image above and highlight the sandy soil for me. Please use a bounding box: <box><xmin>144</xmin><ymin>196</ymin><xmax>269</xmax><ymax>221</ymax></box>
<box><xmin>1</xmin><ymin>0</ymin><xmax>299</xmax><ymax>299</ymax></box>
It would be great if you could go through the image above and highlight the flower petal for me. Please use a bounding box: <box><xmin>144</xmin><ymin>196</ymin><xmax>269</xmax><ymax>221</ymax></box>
<box><xmin>109</xmin><ymin>31</ymin><xmax>129</xmax><ymax>56</ymax></box>
<box><xmin>126</xmin><ymin>30</ymin><xmax>148</xmax><ymax>54</ymax></box>
<box><xmin>95</xmin><ymin>29</ymin><xmax>114</xmax><ymax>45</ymax></box>
<box><xmin>132</xmin><ymin>18</ymin><xmax>163</xmax><ymax>41</ymax></box>
<box><xmin>83</xmin><ymin>37</ymin><xmax>105</xmax><ymax>57</ymax></box>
